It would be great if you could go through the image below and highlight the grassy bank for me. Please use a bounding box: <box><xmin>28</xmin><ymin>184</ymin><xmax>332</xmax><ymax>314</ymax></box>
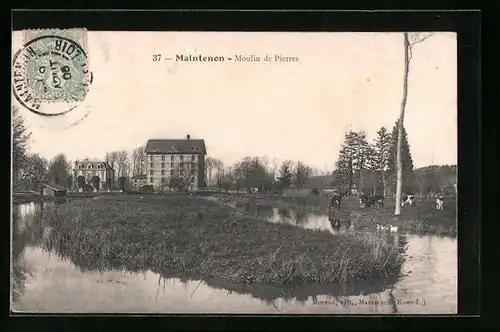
<box><xmin>40</xmin><ymin>195</ymin><xmax>403</xmax><ymax>284</ymax></box>
<box><xmin>228</xmin><ymin>195</ymin><xmax>457</xmax><ymax>236</ymax></box>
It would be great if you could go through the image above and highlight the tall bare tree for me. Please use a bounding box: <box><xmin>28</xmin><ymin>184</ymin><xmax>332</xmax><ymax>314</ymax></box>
<box><xmin>105</xmin><ymin>151</ymin><xmax>119</xmax><ymax>171</ymax></box>
<box><xmin>395</xmin><ymin>32</ymin><xmax>432</xmax><ymax>215</ymax></box>
<box><xmin>115</xmin><ymin>150</ymin><xmax>130</xmax><ymax>177</ymax></box>
<box><xmin>205</xmin><ymin>157</ymin><xmax>221</xmax><ymax>187</ymax></box>
<box><xmin>12</xmin><ymin>106</ymin><xmax>33</xmax><ymax>190</ymax></box>
<box><xmin>22</xmin><ymin>154</ymin><xmax>50</xmax><ymax>191</ymax></box>
<box><xmin>131</xmin><ymin>145</ymin><xmax>146</xmax><ymax>175</ymax></box>
<box><xmin>294</xmin><ymin>161</ymin><xmax>313</xmax><ymax>189</ymax></box>
<box><xmin>213</xmin><ymin>159</ymin><xmax>224</xmax><ymax>188</ymax></box>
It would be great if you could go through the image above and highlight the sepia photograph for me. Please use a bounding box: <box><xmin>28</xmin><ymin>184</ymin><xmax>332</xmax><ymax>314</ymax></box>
<box><xmin>11</xmin><ymin>28</ymin><xmax>458</xmax><ymax>314</ymax></box>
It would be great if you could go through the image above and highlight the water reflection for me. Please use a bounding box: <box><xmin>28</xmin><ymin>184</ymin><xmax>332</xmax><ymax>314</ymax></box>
<box><xmin>259</xmin><ymin>207</ymin><xmax>339</xmax><ymax>235</ymax></box>
<box><xmin>11</xmin><ymin>201</ymin><xmax>55</xmax><ymax>302</ymax></box>
<box><xmin>11</xmin><ymin>202</ymin><xmax>457</xmax><ymax>314</ymax></box>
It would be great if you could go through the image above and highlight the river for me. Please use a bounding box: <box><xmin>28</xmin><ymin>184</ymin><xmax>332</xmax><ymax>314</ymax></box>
<box><xmin>11</xmin><ymin>201</ymin><xmax>457</xmax><ymax>314</ymax></box>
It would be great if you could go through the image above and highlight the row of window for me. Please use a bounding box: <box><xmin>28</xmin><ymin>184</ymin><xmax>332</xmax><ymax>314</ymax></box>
<box><xmin>149</xmin><ymin>155</ymin><xmax>196</xmax><ymax>162</ymax></box>
<box><xmin>149</xmin><ymin>161</ymin><xmax>197</xmax><ymax>169</ymax></box>
<box><xmin>150</xmin><ymin>169</ymin><xmax>197</xmax><ymax>176</ymax></box>
<box><xmin>77</xmin><ymin>171</ymin><xmax>107</xmax><ymax>177</ymax></box>
<box><xmin>149</xmin><ymin>176</ymin><xmax>197</xmax><ymax>184</ymax></box>
<box><xmin>77</xmin><ymin>164</ymin><xmax>104</xmax><ymax>169</ymax></box>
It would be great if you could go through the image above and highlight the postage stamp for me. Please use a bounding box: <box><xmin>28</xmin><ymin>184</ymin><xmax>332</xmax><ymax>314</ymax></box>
<box><xmin>12</xmin><ymin>28</ymin><xmax>92</xmax><ymax>117</ymax></box>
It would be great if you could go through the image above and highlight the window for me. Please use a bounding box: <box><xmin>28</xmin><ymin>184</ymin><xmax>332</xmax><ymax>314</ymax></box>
<box><xmin>161</xmin><ymin>155</ymin><xmax>165</xmax><ymax>161</ymax></box>
<box><xmin>97</xmin><ymin>164</ymin><xmax>102</xmax><ymax>169</ymax></box>
<box><xmin>191</xmin><ymin>176</ymin><xmax>195</xmax><ymax>183</ymax></box>
<box><xmin>170</xmin><ymin>169</ymin><xmax>174</xmax><ymax>175</ymax></box>
<box><xmin>191</xmin><ymin>162</ymin><xmax>195</xmax><ymax>168</ymax></box>
<box><xmin>180</xmin><ymin>162</ymin><xmax>184</xmax><ymax>168</ymax></box>
<box><xmin>170</xmin><ymin>162</ymin><xmax>174</xmax><ymax>168</ymax></box>
<box><xmin>161</xmin><ymin>169</ymin><xmax>165</xmax><ymax>175</ymax></box>
<box><xmin>191</xmin><ymin>168</ymin><xmax>196</xmax><ymax>176</ymax></box>
<box><xmin>79</xmin><ymin>164</ymin><xmax>83</xmax><ymax>169</ymax></box>
<box><xmin>191</xmin><ymin>155</ymin><xmax>195</xmax><ymax>161</ymax></box>
<box><xmin>161</xmin><ymin>162</ymin><xmax>165</xmax><ymax>168</ymax></box>
<box><xmin>150</xmin><ymin>169</ymin><xmax>154</xmax><ymax>175</ymax></box>
<box><xmin>150</xmin><ymin>177</ymin><xmax>153</xmax><ymax>183</ymax></box>
<box><xmin>161</xmin><ymin>177</ymin><xmax>166</xmax><ymax>183</ymax></box>
<box><xmin>150</xmin><ymin>155</ymin><xmax>153</xmax><ymax>161</ymax></box>
<box><xmin>180</xmin><ymin>155</ymin><xmax>184</xmax><ymax>161</ymax></box>
<box><xmin>88</xmin><ymin>164</ymin><xmax>93</xmax><ymax>169</ymax></box>
<box><xmin>171</xmin><ymin>155</ymin><xmax>174</xmax><ymax>161</ymax></box>
<box><xmin>150</xmin><ymin>162</ymin><xmax>154</xmax><ymax>168</ymax></box>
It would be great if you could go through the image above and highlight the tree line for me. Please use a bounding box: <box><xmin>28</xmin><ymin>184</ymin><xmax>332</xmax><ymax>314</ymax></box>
<box><xmin>13</xmin><ymin>105</ymin><xmax>455</xmax><ymax>196</ymax></box>
<box><xmin>333</xmin><ymin>120</ymin><xmax>456</xmax><ymax>197</ymax></box>
<box><xmin>200</xmin><ymin>157</ymin><xmax>317</xmax><ymax>194</ymax></box>
<box><xmin>12</xmin><ymin>105</ymin><xmax>149</xmax><ymax>192</ymax></box>
<box><xmin>334</xmin><ymin>120</ymin><xmax>415</xmax><ymax>197</ymax></box>
<box><xmin>12</xmin><ymin>106</ymin><xmax>74</xmax><ymax>192</ymax></box>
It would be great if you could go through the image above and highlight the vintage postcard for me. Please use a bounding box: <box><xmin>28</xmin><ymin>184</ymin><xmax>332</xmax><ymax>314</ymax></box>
<box><xmin>11</xmin><ymin>29</ymin><xmax>457</xmax><ymax>314</ymax></box>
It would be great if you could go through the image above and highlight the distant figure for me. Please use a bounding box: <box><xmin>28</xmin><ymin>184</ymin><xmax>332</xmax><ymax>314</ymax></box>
<box><xmin>359</xmin><ymin>195</ymin><xmax>384</xmax><ymax>208</ymax></box>
<box><xmin>330</xmin><ymin>192</ymin><xmax>343</xmax><ymax>209</ymax></box>
<box><xmin>401</xmin><ymin>194</ymin><xmax>416</xmax><ymax>208</ymax></box>
<box><xmin>436</xmin><ymin>196</ymin><xmax>444</xmax><ymax>210</ymax></box>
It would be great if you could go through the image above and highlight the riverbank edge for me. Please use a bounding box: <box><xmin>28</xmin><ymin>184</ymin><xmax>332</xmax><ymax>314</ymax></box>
<box><xmin>224</xmin><ymin>195</ymin><xmax>457</xmax><ymax>237</ymax></box>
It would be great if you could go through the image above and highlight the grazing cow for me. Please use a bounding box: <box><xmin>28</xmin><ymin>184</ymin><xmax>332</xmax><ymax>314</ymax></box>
<box><xmin>401</xmin><ymin>194</ymin><xmax>416</xmax><ymax>207</ymax></box>
<box><xmin>436</xmin><ymin>196</ymin><xmax>444</xmax><ymax>210</ymax></box>
<box><xmin>359</xmin><ymin>195</ymin><xmax>384</xmax><ymax>208</ymax></box>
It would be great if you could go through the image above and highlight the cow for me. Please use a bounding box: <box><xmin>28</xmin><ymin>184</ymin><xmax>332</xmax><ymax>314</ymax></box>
<box><xmin>359</xmin><ymin>195</ymin><xmax>384</xmax><ymax>208</ymax></box>
<box><xmin>436</xmin><ymin>196</ymin><xmax>444</xmax><ymax>210</ymax></box>
<box><xmin>401</xmin><ymin>194</ymin><xmax>416</xmax><ymax>207</ymax></box>
<box><xmin>328</xmin><ymin>206</ymin><xmax>351</xmax><ymax>230</ymax></box>
<box><xmin>330</xmin><ymin>192</ymin><xmax>343</xmax><ymax>209</ymax></box>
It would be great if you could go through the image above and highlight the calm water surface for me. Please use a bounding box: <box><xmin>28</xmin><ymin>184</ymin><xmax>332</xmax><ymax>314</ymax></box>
<box><xmin>11</xmin><ymin>201</ymin><xmax>457</xmax><ymax>314</ymax></box>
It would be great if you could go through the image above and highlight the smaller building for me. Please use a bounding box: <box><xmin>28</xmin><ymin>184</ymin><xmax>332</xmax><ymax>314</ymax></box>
<box><xmin>73</xmin><ymin>158</ymin><xmax>115</xmax><ymax>191</ymax></box>
<box><xmin>41</xmin><ymin>183</ymin><xmax>68</xmax><ymax>198</ymax></box>
<box><xmin>131</xmin><ymin>174</ymin><xmax>147</xmax><ymax>190</ymax></box>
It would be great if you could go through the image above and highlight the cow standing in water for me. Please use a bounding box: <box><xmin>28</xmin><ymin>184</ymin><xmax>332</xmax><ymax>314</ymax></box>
<box><xmin>330</xmin><ymin>192</ymin><xmax>343</xmax><ymax>209</ymax></box>
<box><xmin>328</xmin><ymin>192</ymin><xmax>350</xmax><ymax>230</ymax></box>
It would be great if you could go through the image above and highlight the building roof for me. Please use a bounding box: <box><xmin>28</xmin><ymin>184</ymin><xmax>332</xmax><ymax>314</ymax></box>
<box><xmin>131</xmin><ymin>174</ymin><xmax>147</xmax><ymax>179</ymax></box>
<box><xmin>145</xmin><ymin>138</ymin><xmax>207</xmax><ymax>155</ymax></box>
<box><xmin>74</xmin><ymin>159</ymin><xmax>115</xmax><ymax>170</ymax></box>
<box><xmin>42</xmin><ymin>183</ymin><xmax>68</xmax><ymax>192</ymax></box>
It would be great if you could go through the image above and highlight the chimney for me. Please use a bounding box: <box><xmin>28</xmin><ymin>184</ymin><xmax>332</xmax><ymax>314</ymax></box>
<box><xmin>186</xmin><ymin>134</ymin><xmax>190</xmax><ymax>140</ymax></box>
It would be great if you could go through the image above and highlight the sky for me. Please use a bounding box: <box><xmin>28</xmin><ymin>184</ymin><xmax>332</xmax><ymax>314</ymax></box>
<box><xmin>11</xmin><ymin>31</ymin><xmax>457</xmax><ymax>172</ymax></box>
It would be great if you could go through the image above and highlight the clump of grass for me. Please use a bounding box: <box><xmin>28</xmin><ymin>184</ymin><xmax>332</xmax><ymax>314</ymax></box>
<box><xmin>11</xmin><ymin>257</ymin><xmax>34</xmax><ymax>303</ymax></box>
<box><xmin>40</xmin><ymin>195</ymin><xmax>404</xmax><ymax>285</ymax></box>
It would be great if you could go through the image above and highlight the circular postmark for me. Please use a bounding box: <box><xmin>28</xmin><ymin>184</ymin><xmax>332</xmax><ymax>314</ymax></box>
<box><xmin>12</xmin><ymin>35</ymin><xmax>93</xmax><ymax>117</ymax></box>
